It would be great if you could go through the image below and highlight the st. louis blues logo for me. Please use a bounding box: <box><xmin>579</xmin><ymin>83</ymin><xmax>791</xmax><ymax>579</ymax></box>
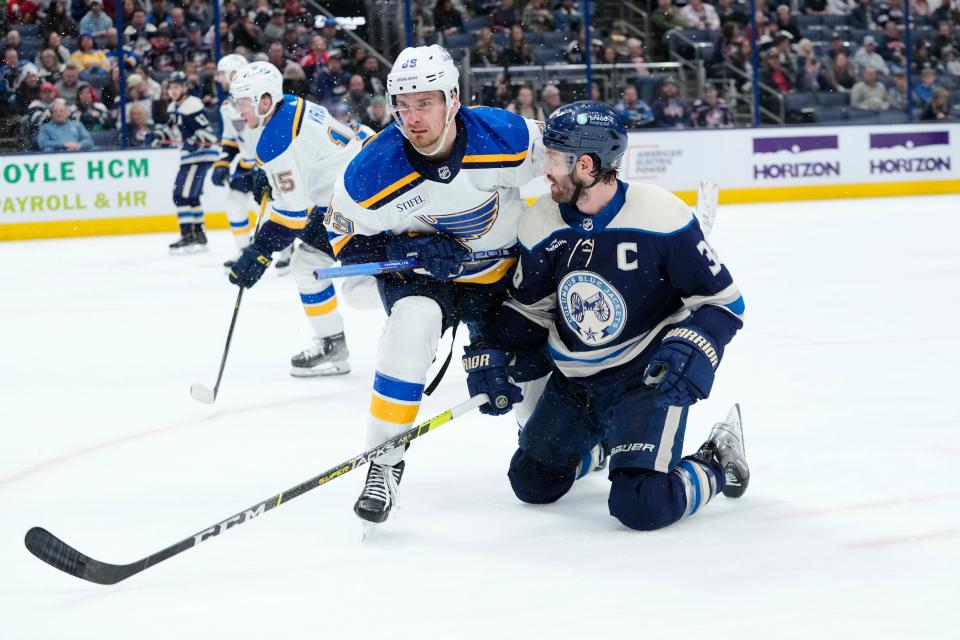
<box><xmin>417</xmin><ymin>193</ymin><xmax>499</xmax><ymax>241</ymax></box>
<box><xmin>558</xmin><ymin>271</ymin><xmax>627</xmax><ymax>345</ymax></box>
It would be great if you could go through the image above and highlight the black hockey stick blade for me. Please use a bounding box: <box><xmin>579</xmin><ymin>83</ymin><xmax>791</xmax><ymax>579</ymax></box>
<box><xmin>25</xmin><ymin>527</ymin><xmax>136</xmax><ymax>585</ymax></box>
<box><xmin>189</xmin><ymin>382</ymin><xmax>216</xmax><ymax>404</ymax></box>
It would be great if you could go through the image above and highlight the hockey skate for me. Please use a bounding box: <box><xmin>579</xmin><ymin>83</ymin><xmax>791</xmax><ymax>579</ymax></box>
<box><xmin>694</xmin><ymin>404</ymin><xmax>749</xmax><ymax>498</ymax></box>
<box><xmin>274</xmin><ymin>244</ymin><xmax>294</xmax><ymax>276</ymax></box>
<box><xmin>354</xmin><ymin>461</ymin><xmax>405</xmax><ymax>524</ymax></box>
<box><xmin>169</xmin><ymin>225</ymin><xmax>209</xmax><ymax>255</ymax></box>
<box><xmin>290</xmin><ymin>332</ymin><xmax>350</xmax><ymax>377</ymax></box>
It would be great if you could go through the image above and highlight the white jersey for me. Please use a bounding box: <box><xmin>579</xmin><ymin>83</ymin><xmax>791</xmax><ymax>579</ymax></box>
<box><xmin>166</xmin><ymin>95</ymin><xmax>219</xmax><ymax>165</ymax></box>
<box><xmin>328</xmin><ymin>107</ymin><xmax>542</xmax><ymax>285</ymax></box>
<box><xmin>219</xmin><ymin>97</ymin><xmax>260</xmax><ymax>170</ymax></box>
<box><xmin>255</xmin><ymin>95</ymin><xmax>371</xmax><ymax>232</ymax></box>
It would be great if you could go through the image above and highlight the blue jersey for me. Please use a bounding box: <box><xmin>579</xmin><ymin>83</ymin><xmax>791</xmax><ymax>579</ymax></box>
<box><xmin>499</xmin><ymin>180</ymin><xmax>744</xmax><ymax>381</ymax></box>
<box><xmin>166</xmin><ymin>95</ymin><xmax>219</xmax><ymax>164</ymax></box>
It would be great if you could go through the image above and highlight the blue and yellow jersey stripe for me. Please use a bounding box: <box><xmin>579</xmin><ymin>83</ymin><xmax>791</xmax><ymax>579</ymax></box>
<box><xmin>358</xmin><ymin>171</ymin><xmax>424</xmax><ymax>210</ymax></box>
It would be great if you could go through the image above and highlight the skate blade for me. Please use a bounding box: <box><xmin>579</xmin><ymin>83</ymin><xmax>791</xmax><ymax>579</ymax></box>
<box><xmin>289</xmin><ymin>363</ymin><xmax>351</xmax><ymax>378</ymax></box>
<box><xmin>359</xmin><ymin>521</ymin><xmax>379</xmax><ymax>542</ymax></box>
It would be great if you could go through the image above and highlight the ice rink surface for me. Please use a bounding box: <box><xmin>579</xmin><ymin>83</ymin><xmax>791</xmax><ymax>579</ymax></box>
<box><xmin>2</xmin><ymin>194</ymin><xmax>959</xmax><ymax>639</ymax></box>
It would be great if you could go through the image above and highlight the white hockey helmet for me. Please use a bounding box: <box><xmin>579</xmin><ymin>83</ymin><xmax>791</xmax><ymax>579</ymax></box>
<box><xmin>230</xmin><ymin>61</ymin><xmax>284</xmax><ymax>125</ymax></box>
<box><xmin>386</xmin><ymin>45</ymin><xmax>460</xmax><ymax>110</ymax></box>
<box><xmin>217</xmin><ymin>53</ymin><xmax>248</xmax><ymax>78</ymax></box>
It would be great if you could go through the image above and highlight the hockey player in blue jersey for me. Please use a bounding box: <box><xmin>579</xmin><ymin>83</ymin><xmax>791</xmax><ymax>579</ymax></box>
<box><xmin>164</xmin><ymin>70</ymin><xmax>219</xmax><ymax>254</ymax></box>
<box><xmin>466</xmin><ymin>101</ymin><xmax>750</xmax><ymax>531</ymax></box>
<box><xmin>327</xmin><ymin>44</ymin><xmax>545</xmax><ymax>525</ymax></box>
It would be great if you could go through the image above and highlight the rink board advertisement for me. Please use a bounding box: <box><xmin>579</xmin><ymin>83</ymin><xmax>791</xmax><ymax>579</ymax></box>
<box><xmin>0</xmin><ymin>148</ymin><xmax>228</xmax><ymax>241</ymax></box>
<box><xmin>3</xmin><ymin>122</ymin><xmax>960</xmax><ymax>241</ymax></box>
<box><xmin>624</xmin><ymin>122</ymin><xmax>960</xmax><ymax>203</ymax></box>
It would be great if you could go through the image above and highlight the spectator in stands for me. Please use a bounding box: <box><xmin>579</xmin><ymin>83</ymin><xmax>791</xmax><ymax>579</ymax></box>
<box><xmin>625</xmin><ymin>37</ymin><xmax>649</xmax><ymax>70</ymax></box>
<box><xmin>774</xmin><ymin>6</ymin><xmax>801</xmax><ymax>41</ymax></box>
<box><xmin>360</xmin><ymin>95</ymin><xmax>390</xmax><ymax>131</ymax></box>
<box><xmin>933</xmin><ymin>21</ymin><xmax>958</xmax><ymax>61</ymax></box>
<box><xmin>914</xmin><ymin>64</ymin><xmax>940</xmax><ymax>104</ymax></box>
<box><xmin>69</xmin><ymin>33</ymin><xmax>110</xmax><ymax>73</ymax></box>
<box><xmin>922</xmin><ymin>86</ymin><xmax>951</xmax><ymax>119</ymax></box>
<box><xmin>911</xmin><ymin>0</ymin><xmax>932</xmax><ymax>17</ymax></box>
<box><xmin>125</xmin><ymin>72</ymin><xmax>154</xmax><ymax>121</ymax></box>
<box><xmin>761</xmin><ymin>49</ymin><xmax>795</xmax><ymax>94</ymax></box>
<box><xmin>187</xmin><ymin>0</ymin><xmax>211</xmax><ymax>30</ymax></box>
<box><xmin>794</xmin><ymin>38</ymin><xmax>815</xmax><ymax>70</ymax></box>
<box><xmin>717</xmin><ymin>22</ymin><xmax>743</xmax><ymax>66</ymax></box>
<box><xmin>565</xmin><ymin>26</ymin><xmax>602</xmax><ymax>64</ymax></box>
<box><xmin>652</xmin><ymin>76</ymin><xmax>690</xmax><ymax>127</ymax></box>
<box><xmin>38</xmin><ymin>98</ymin><xmax>93</xmax><ymax>151</ymax></box>
<box><xmin>361</xmin><ymin>55</ymin><xmax>387</xmax><ymax>96</ymax></box>
<box><xmin>263</xmin><ymin>9</ymin><xmax>287</xmax><ymax>43</ymax></box>
<box><xmin>826</xmin><ymin>33</ymin><xmax>851</xmax><ymax>61</ymax></box>
<box><xmin>854</xmin><ymin>35</ymin><xmax>890</xmax><ymax>76</ymax></box>
<box><xmin>127</xmin><ymin>102</ymin><xmax>153</xmax><ymax>147</ymax></box>
<box><xmin>311</xmin><ymin>48</ymin><xmax>349</xmax><ymax>106</ymax></box>
<box><xmin>250</xmin><ymin>0</ymin><xmax>272</xmax><ymax>29</ymax></box>
<box><xmin>540</xmin><ymin>83</ymin><xmax>562</xmax><ymax>117</ymax></box>
<box><xmin>851</xmin><ymin>65</ymin><xmax>890</xmax><ymax>109</ymax></box>
<box><xmin>36</xmin><ymin>49</ymin><xmax>63</xmax><ymax>83</ymax></box>
<box><xmin>346</xmin><ymin>45</ymin><xmax>368</xmax><ymax>76</ymax></box>
<box><xmin>614</xmin><ymin>84</ymin><xmax>654</xmax><ymax>128</ymax></box>
<box><xmin>797</xmin><ymin>55</ymin><xmax>834</xmax><ymax>91</ymax></box>
<box><xmin>182</xmin><ymin>23</ymin><xmax>213</xmax><ymax>65</ymax></box>
<box><xmin>147</xmin><ymin>0</ymin><xmax>173</xmax><ymax>26</ymax></box>
<box><xmin>320</xmin><ymin>17</ymin><xmax>346</xmax><ymax>51</ymax></box>
<box><xmin>482</xmin><ymin>72</ymin><xmax>513</xmax><ymax>108</ymax></box>
<box><xmin>878</xmin><ymin>21</ymin><xmax>907</xmax><ymax>72</ymax></box>
<box><xmin>912</xmin><ymin>40</ymin><xmax>935</xmax><ymax>72</ymax></box>
<box><xmin>342</xmin><ymin>73</ymin><xmax>371</xmax><ymax>121</ymax></box>
<box><xmin>503</xmin><ymin>24</ymin><xmax>534</xmax><ymax>66</ymax></box>
<box><xmin>166</xmin><ymin>6</ymin><xmax>189</xmax><ymax>42</ymax></box>
<box><xmin>433</xmin><ymin>0</ymin><xmax>464</xmax><ymax>34</ymax></box>
<box><xmin>284</xmin><ymin>0</ymin><xmax>313</xmax><ymax>29</ymax></box>
<box><xmin>14</xmin><ymin>64</ymin><xmax>41</xmax><ymax>114</ymax></box>
<box><xmin>281</xmin><ymin>62</ymin><xmax>310</xmax><ymax>98</ymax></box>
<box><xmin>300</xmin><ymin>34</ymin><xmax>328</xmax><ymax>78</ymax></box>
<box><xmin>43</xmin><ymin>1</ymin><xmax>78</xmax><ymax>38</ymax></box>
<box><xmin>54</xmin><ymin>62</ymin><xmax>80</xmax><ymax>104</ymax></box>
<box><xmin>886</xmin><ymin>70</ymin><xmax>908</xmax><ymax>109</ymax></box>
<box><xmin>850</xmin><ymin>0</ymin><xmax>879</xmax><ymax>30</ymax></box>
<box><xmin>3</xmin><ymin>47</ymin><xmax>26</xmax><ymax>90</ymax></box>
<box><xmin>7</xmin><ymin>0</ymin><xmax>42</xmax><ymax>25</ymax></box>
<box><xmin>943</xmin><ymin>46</ymin><xmax>960</xmax><ymax>76</ymax></box>
<box><xmin>470</xmin><ymin>27</ymin><xmax>502</xmax><ymax>67</ymax></box>
<box><xmin>804</xmin><ymin>0</ymin><xmax>829</xmax><ymax>15</ymax></box>
<box><xmin>506</xmin><ymin>84</ymin><xmax>546</xmax><ymax>120</ymax></box>
<box><xmin>650</xmin><ymin>0</ymin><xmax>687</xmax><ymax>59</ymax></box>
<box><xmin>79</xmin><ymin>0</ymin><xmax>112</xmax><ymax>38</ymax></box>
<box><xmin>827</xmin><ymin>51</ymin><xmax>857</xmax><ymax>89</ymax></box>
<box><xmin>74</xmin><ymin>81</ymin><xmax>110</xmax><ymax>130</ymax></box>
<box><xmin>522</xmin><ymin>0</ymin><xmax>554</xmax><ymax>32</ymax></box>
<box><xmin>489</xmin><ymin>0</ymin><xmax>522</xmax><ymax>33</ymax></box>
<box><xmin>930</xmin><ymin>0</ymin><xmax>959</xmax><ymax>25</ymax></box>
<box><xmin>267</xmin><ymin>41</ymin><xmax>293</xmax><ymax>74</ymax></box>
<box><xmin>879</xmin><ymin>0</ymin><xmax>905</xmax><ymax>26</ymax></box>
<box><xmin>553</xmin><ymin>0</ymin><xmax>582</xmax><ymax>33</ymax></box>
<box><xmin>144</xmin><ymin>26</ymin><xmax>183</xmax><ymax>72</ymax></box>
<box><xmin>691</xmin><ymin>84</ymin><xmax>733</xmax><ymax>127</ymax></box>
<box><xmin>715</xmin><ymin>0</ymin><xmax>748</xmax><ymax>26</ymax></box>
<box><xmin>600</xmin><ymin>45</ymin><xmax>624</xmax><ymax>64</ymax></box>
<box><xmin>125</xmin><ymin>9</ymin><xmax>158</xmax><ymax>54</ymax></box>
<box><xmin>27</xmin><ymin>81</ymin><xmax>58</xmax><ymax>132</ymax></box>
<box><xmin>230</xmin><ymin>14</ymin><xmax>262</xmax><ymax>52</ymax></box>
<box><xmin>682</xmin><ymin>0</ymin><xmax>721</xmax><ymax>32</ymax></box>
<box><xmin>828</xmin><ymin>0</ymin><xmax>856</xmax><ymax>14</ymax></box>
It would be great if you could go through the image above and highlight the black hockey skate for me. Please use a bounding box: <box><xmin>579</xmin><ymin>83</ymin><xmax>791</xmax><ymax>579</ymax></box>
<box><xmin>693</xmin><ymin>404</ymin><xmax>749</xmax><ymax>498</ymax></box>
<box><xmin>290</xmin><ymin>332</ymin><xmax>350</xmax><ymax>377</ymax></box>
<box><xmin>354</xmin><ymin>461</ymin><xmax>405</xmax><ymax>524</ymax></box>
<box><xmin>169</xmin><ymin>225</ymin><xmax>209</xmax><ymax>255</ymax></box>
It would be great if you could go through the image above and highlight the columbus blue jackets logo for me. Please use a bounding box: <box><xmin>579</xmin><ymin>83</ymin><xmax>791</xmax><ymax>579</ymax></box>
<box><xmin>417</xmin><ymin>192</ymin><xmax>499</xmax><ymax>241</ymax></box>
<box><xmin>559</xmin><ymin>271</ymin><xmax>627</xmax><ymax>346</ymax></box>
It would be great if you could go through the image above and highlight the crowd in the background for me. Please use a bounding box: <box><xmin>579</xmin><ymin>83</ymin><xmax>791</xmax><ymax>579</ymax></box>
<box><xmin>2</xmin><ymin>0</ymin><xmax>957</xmax><ymax>151</ymax></box>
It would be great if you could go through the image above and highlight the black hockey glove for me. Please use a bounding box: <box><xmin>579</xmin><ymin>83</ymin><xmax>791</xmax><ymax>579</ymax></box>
<box><xmin>644</xmin><ymin>325</ymin><xmax>719</xmax><ymax>408</ymax></box>
<box><xmin>229</xmin><ymin>243</ymin><xmax>272</xmax><ymax>288</ymax></box>
<box><xmin>386</xmin><ymin>233</ymin><xmax>469</xmax><ymax>281</ymax></box>
<box><xmin>211</xmin><ymin>164</ymin><xmax>230</xmax><ymax>186</ymax></box>
<box><xmin>463</xmin><ymin>347</ymin><xmax>523</xmax><ymax>416</ymax></box>
<box><xmin>251</xmin><ymin>169</ymin><xmax>272</xmax><ymax>203</ymax></box>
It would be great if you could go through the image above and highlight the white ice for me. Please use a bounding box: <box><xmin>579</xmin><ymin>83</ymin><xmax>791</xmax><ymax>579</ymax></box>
<box><xmin>2</xmin><ymin>194</ymin><xmax>959</xmax><ymax>639</ymax></box>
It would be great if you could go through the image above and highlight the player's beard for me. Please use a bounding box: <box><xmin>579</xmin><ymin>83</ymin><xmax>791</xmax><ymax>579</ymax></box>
<box><xmin>547</xmin><ymin>174</ymin><xmax>576</xmax><ymax>204</ymax></box>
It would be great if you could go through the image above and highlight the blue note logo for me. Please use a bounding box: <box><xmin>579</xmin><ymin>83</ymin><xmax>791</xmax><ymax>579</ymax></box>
<box><xmin>558</xmin><ymin>271</ymin><xmax>627</xmax><ymax>345</ymax></box>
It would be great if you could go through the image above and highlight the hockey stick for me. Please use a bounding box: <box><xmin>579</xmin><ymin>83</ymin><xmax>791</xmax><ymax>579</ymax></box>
<box><xmin>25</xmin><ymin>394</ymin><xmax>488</xmax><ymax>585</ymax></box>
<box><xmin>312</xmin><ymin>248</ymin><xmax>517</xmax><ymax>280</ymax></box>
<box><xmin>190</xmin><ymin>194</ymin><xmax>270</xmax><ymax>404</ymax></box>
<box><xmin>694</xmin><ymin>179</ymin><xmax>719</xmax><ymax>238</ymax></box>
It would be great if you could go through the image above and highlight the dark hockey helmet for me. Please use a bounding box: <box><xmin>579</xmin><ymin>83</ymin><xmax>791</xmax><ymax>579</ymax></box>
<box><xmin>168</xmin><ymin>71</ymin><xmax>188</xmax><ymax>86</ymax></box>
<box><xmin>542</xmin><ymin>100</ymin><xmax>627</xmax><ymax>173</ymax></box>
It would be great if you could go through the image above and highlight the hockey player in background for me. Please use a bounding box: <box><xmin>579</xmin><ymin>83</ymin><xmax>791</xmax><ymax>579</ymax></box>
<box><xmin>328</xmin><ymin>45</ymin><xmax>545</xmax><ymax>525</ymax></box>
<box><xmin>164</xmin><ymin>71</ymin><xmax>219</xmax><ymax>254</ymax></box>
<box><xmin>468</xmin><ymin>101</ymin><xmax>750</xmax><ymax>531</ymax></box>
<box><xmin>210</xmin><ymin>53</ymin><xmax>260</xmax><ymax>268</ymax></box>
<box><xmin>227</xmin><ymin>61</ymin><xmax>374</xmax><ymax>377</ymax></box>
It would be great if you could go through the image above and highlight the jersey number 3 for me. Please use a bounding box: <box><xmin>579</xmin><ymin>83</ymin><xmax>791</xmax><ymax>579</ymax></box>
<box><xmin>697</xmin><ymin>240</ymin><xmax>722</xmax><ymax>276</ymax></box>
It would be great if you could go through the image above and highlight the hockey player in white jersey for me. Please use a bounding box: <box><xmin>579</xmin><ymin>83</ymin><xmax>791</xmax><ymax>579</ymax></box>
<box><xmin>470</xmin><ymin>101</ymin><xmax>749</xmax><ymax>531</ymax></box>
<box><xmin>210</xmin><ymin>53</ymin><xmax>261</xmax><ymax>267</ymax></box>
<box><xmin>164</xmin><ymin>71</ymin><xmax>219</xmax><ymax>254</ymax></box>
<box><xmin>327</xmin><ymin>45</ymin><xmax>545</xmax><ymax>524</ymax></box>
<box><xmin>226</xmin><ymin>61</ymin><xmax>373</xmax><ymax>376</ymax></box>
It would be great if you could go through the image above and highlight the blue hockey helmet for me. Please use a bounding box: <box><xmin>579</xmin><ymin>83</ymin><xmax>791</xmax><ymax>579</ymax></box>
<box><xmin>541</xmin><ymin>101</ymin><xmax>627</xmax><ymax>175</ymax></box>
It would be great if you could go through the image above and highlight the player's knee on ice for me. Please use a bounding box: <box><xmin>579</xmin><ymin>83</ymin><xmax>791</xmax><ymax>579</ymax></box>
<box><xmin>507</xmin><ymin>448</ymin><xmax>577</xmax><ymax>504</ymax></box>
<box><xmin>607</xmin><ymin>469</ymin><xmax>688</xmax><ymax>531</ymax></box>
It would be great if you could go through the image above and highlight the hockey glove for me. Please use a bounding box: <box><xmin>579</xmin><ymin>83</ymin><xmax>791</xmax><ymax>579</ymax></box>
<box><xmin>463</xmin><ymin>347</ymin><xmax>524</xmax><ymax>416</ymax></box>
<box><xmin>211</xmin><ymin>164</ymin><xmax>230</xmax><ymax>187</ymax></box>
<box><xmin>251</xmin><ymin>169</ymin><xmax>272</xmax><ymax>203</ymax></box>
<box><xmin>644</xmin><ymin>325</ymin><xmax>720</xmax><ymax>408</ymax></box>
<box><xmin>229</xmin><ymin>243</ymin><xmax>272</xmax><ymax>288</ymax></box>
<box><xmin>386</xmin><ymin>233</ymin><xmax>469</xmax><ymax>281</ymax></box>
<box><xmin>229</xmin><ymin>169</ymin><xmax>255</xmax><ymax>193</ymax></box>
